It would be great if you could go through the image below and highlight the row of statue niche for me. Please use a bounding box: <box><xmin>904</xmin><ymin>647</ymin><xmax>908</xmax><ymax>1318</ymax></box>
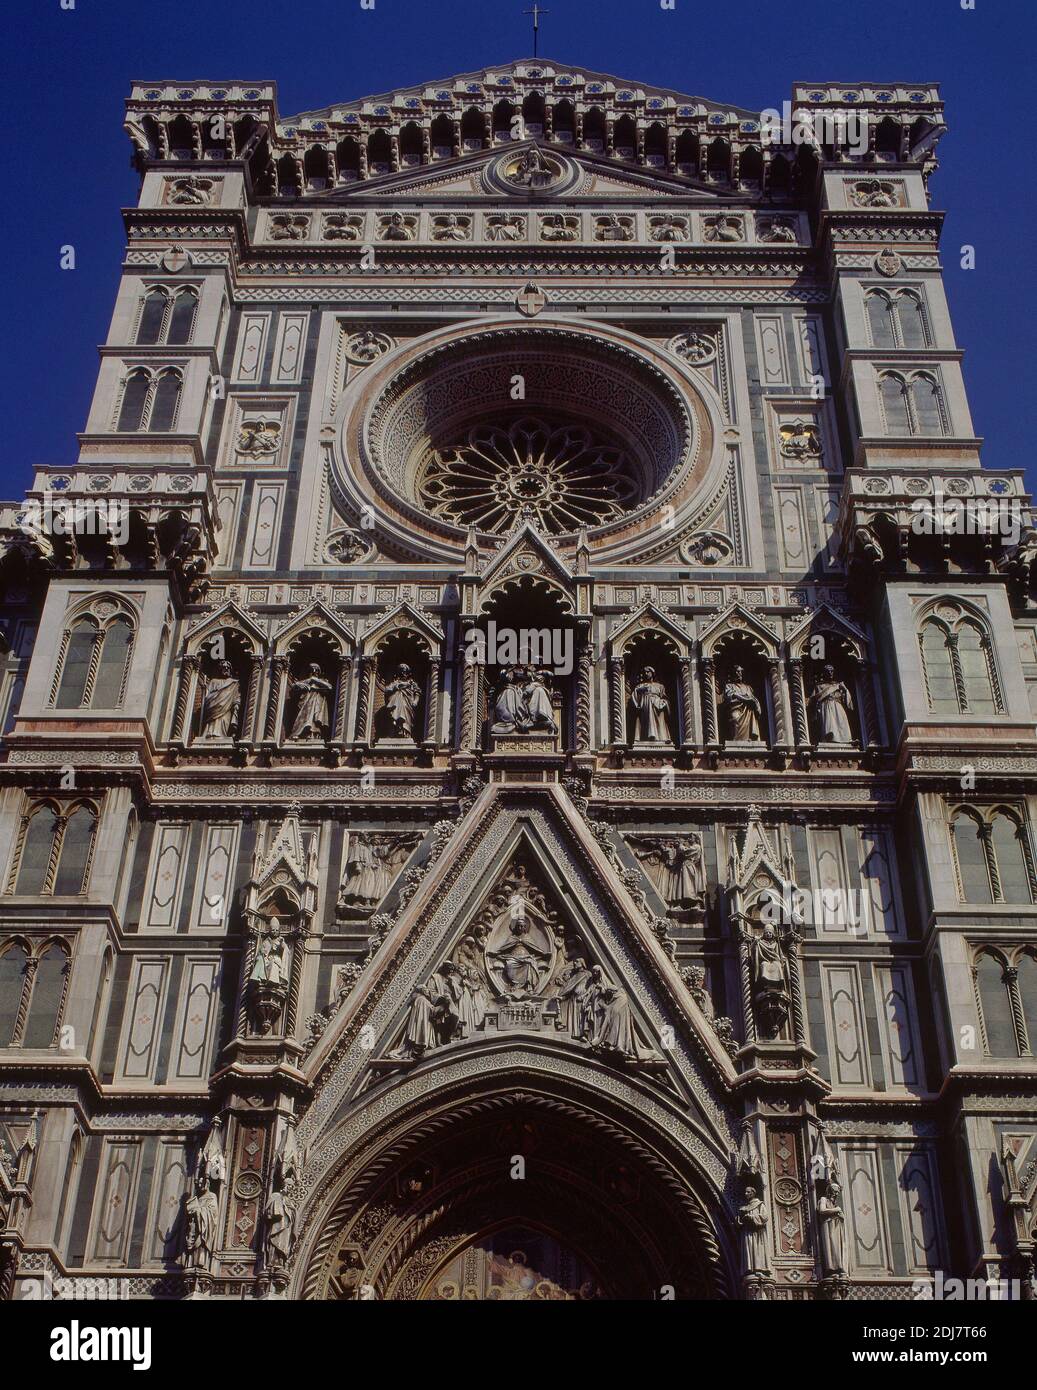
<box><xmin>195</xmin><ymin>652</ymin><xmax>854</xmax><ymax>748</ymax></box>
<box><xmin>196</xmin><ymin>660</ymin><xmax>424</xmax><ymax>743</ymax></box>
<box><xmin>387</xmin><ymin>867</ymin><xmax>659</xmax><ymax>1064</ymax></box>
<box><xmin>718</xmin><ymin>661</ymin><xmax>856</xmax><ymax>745</ymax></box>
<box><xmin>629</xmin><ymin>662</ymin><xmax>855</xmax><ymax>747</ymax></box>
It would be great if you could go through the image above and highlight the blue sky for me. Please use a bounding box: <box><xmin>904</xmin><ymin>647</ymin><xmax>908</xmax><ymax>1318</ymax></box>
<box><xmin>2</xmin><ymin>0</ymin><xmax>1034</xmax><ymax>497</ymax></box>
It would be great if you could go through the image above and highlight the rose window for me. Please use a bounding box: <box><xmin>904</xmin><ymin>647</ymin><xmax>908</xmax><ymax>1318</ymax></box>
<box><xmin>417</xmin><ymin>416</ymin><xmax>641</xmax><ymax>535</ymax></box>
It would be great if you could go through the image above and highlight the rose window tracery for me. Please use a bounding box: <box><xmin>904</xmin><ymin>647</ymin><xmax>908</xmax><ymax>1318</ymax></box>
<box><xmin>417</xmin><ymin>416</ymin><xmax>641</xmax><ymax>535</ymax></box>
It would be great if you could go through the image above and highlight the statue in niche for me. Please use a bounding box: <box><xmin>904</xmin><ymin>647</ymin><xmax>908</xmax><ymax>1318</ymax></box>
<box><xmin>809</xmin><ymin>664</ymin><xmax>854</xmax><ymax>745</ymax></box>
<box><xmin>249</xmin><ymin>919</ymin><xmax>290</xmax><ymax>989</ymax></box>
<box><xmin>629</xmin><ymin>666</ymin><xmax>673</xmax><ymax>743</ymax></box>
<box><xmin>817</xmin><ymin>1175</ymin><xmax>847</xmax><ymax>1277</ymax></box>
<box><xmin>633</xmin><ymin>835</ymin><xmax>706</xmax><ymax>910</ymax></box>
<box><xmin>288</xmin><ymin>663</ymin><xmax>332</xmax><ymax>740</ymax></box>
<box><xmin>721</xmin><ymin>664</ymin><xmax>763</xmax><ymax>742</ymax></box>
<box><xmin>381</xmin><ymin>663</ymin><xmax>422</xmax><ymax>740</ymax></box>
<box><xmin>337</xmin><ymin>832</ymin><xmax>420</xmax><ymax>913</ymax></box>
<box><xmin>490</xmin><ymin>665</ymin><xmax>555</xmax><ymax>735</ymax></box>
<box><xmin>182</xmin><ymin>1119</ymin><xmax>224</xmax><ymax>1273</ymax></box>
<box><xmin>746</xmin><ymin>920</ymin><xmax>793</xmax><ymax>1039</ymax></box>
<box><xmin>198</xmin><ymin>659</ymin><xmax>241</xmax><ymax>739</ymax></box>
<box><xmin>263</xmin><ymin>1130</ymin><xmax>298</xmax><ymax>1272</ymax></box>
<box><xmin>737</xmin><ymin>1187</ymin><xmax>770</xmax><ymax>1276</ymax></box>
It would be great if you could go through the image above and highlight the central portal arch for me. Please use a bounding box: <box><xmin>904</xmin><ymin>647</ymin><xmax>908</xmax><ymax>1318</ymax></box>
<box><xmin>294</xmin><ymin>1056</ymin><xmax>737</xmax><ymax>1301</ymax></box>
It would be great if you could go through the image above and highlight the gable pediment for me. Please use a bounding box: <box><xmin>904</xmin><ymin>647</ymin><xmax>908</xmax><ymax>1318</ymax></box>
<box><xmin>299</xmin><ymin>784</ymin><xmax>738</xmax><ymax>1169</ymax></box>
<box><xmin>317</xmin><ymin>141</ymin><xmax>721</xmax><ymax>202</ymax></box>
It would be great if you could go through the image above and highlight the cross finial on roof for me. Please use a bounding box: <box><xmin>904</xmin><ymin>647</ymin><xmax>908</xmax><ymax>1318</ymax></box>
<box><xmin>523</xmin><ymin>3</ymin><xmax>549</xmax><ymax>58</ymax></box>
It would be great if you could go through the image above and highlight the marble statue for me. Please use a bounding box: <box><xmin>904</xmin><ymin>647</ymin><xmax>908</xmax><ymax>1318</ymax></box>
<box><xmin>809</xmin><ymin>665</ymin><xmax>854</xmax><ymax>744</ymax></box>
<box><xmin>630</xmin><ymin>666</ymin><xmax>673</xmax><ymax>742</ymax></box>
<box><xmin>491</xmin><ymin>665</ymin><xmax>555</xmax><ymax>734</ymax></box>
<box><xmin>633</xmin><ymin>835</ymin><xmax>706</xmax><ymax>909</ymax></box>
<box><xmin>817</xmin><ymin>1177</ymin><xmax>847</xmax><ymax>1277</ymax></box>
<box><xmin>737</xmin><ymin>1188</ymin><xmax>770</xmax><ymax>1275</ymax></box>
<box><xmin>382</xmin><ymin>663</ymin><xmax>422</xmax><ymax>739</ymax></box>
<box><xmin>249</xmin><ymin>919</ymin><xmax>290</xmax><ymax>990</ymax></box>
<box><xmin>198</xmin><ymin>660</ymin><xmax>241</xmax><ymax>739</ymax></box>
<box><xmin>722</xmin><ymin>665</ymin><xmax>763</xmax><ymax>742</ymax></box>
<box><xmin>182</xmin><ymin>1119</ymin><xmax>224</xmax><ymax>1273</ymax></box>
<box><xmin>288</xmin><ymin>664</ymin><xmax>332</xmax><ymax>740</ymax></box>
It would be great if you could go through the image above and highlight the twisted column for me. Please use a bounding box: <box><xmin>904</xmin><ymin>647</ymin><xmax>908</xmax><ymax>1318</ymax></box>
<box><xmin>678</xmin><ymin>657</ymin><xmax>695</xmax><ymax>746</ymax></box>
<box><xmin>353</xmin><ymin>656</ymin><xmax>373</xmax><ymax>743</ymax></box>
<box><xmin>608</xmin><ymin>656</ymin><xmax>625</xmax><ymax>745</ymax></box>
<box><xmin>242</xmin><ymin>654</ymin><xmax>263</xmax><ymax>743</ymax></box>
<box><xmin>263</xmin><ymin>657</ymin><xmax>288</xmax><ymax>743</ymax></box>
<box><xmin>789</xmin><ymin>658</ymin><xmax>810</xmax><ymax>748</ymax></box>
<box><xmin>425</xmin><ymin>658</ymin><xmax>441</xmax><ymax>744</ymax></box>
<box><xmin>702</xmin><ymin>657</ymin><xmax>719</xmax><ymax>747</ymax></box>
<box><xmin>171</xmin><ymin>654</ymin><xmax>200</xmax><ymax>743</ymax></box>
<box><xmin>333</xmin><ymin>655</ymin><xmax>353</xmax><ymax>742</ymax></box>
<box><xmin>575</xmin><ymin>638</ymin><xmax>593</xmax><ymax>751</ymax></box>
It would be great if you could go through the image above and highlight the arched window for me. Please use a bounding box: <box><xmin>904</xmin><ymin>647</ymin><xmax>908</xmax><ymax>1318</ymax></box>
<box><xmin>0</xmin><ymin>942</ymin><xmax>29</xmax><ymax>1045</ymax></box>
<box><xmin>879</xmin><ymin>372</ymin><xmax>911</xmax><ymax>433</ymax></box>
<box><xmin>919</xmin><ymin>607</ymin><xmax>1002</xmax><ymax>717</ymax></box>
<box><xmin>919</xmin><ymin>621</ymin><xmax>957</xmax><ymax>713</ymax></box>
<box><xmin>897</xmin><ymin>293</ymin><xmax>928</xmax><ymax>349</ymax></box>
<box><xmin>53</xmin><ymin>804</ymin><xmax>96</xmax><ymax>895</ymax></box>
<box><xmin>952</xmin><ymin>812</ymin><xmax>993</xmax><ymax>903</ymax></box>
<box><xmin>866</xmin><ymin>292</ymin><xmax>897</xmax><ymax>349</ymax></box>
<box><xmin>166</xmin><ymin>288</ymin><xmax>198</xmax><ymax>345</ymax></box>
<box><xmin>91</xmin><ymin>617</ymin><xmax>134</xmax><ymax>707</ymax></box>
<box><xmin>149</xmin><ymin>369</ymin><xmax>182</xmax><ymax>431</ymax></box>
<box><xmin>975</xmin><ymin>951</ymin><xmax>1016</xmax><ymax>1056</ymax></box>
<box><xmin>55</xmin><ymin>619</ymin><xmax>99</xmax><ymax>708</ymax></box>
<box><xmin>911</xmin><ymin>374</ymin><xmax>946</xmax><ymax>434</ymax></box>
<box><xmin>9</xmin><ymin>800</ymin><xmax>97</xmax><ymax>897</ymax></box>
<box><xmin>15</xmin><ymin>805</ymin><xmax>60</xmax><ymax>895</ymax></box>
<box><xmin>990</xmin><ymin>813</ymin><xmax>1032</xmax><ymax>903</ymax></box>
<box><xmin>54</xmin><ymin>608</ymin><xmax>136</xmax><ymax>710</ymax></box>
<box><xmin>117</xmin><ymin>369</ymin><xmax>151</xmax><ymax>432</ymax></box>
<box><xmin>137</xmin><ymin>288</ymin><xmax>170</xmax><ymax>345</ymax></box>
<box><xmin>956</xmin><ymin>623</ymin><xmax>996</xmax><ymax>714</ymax></box>
<box><xmin>23</xmin><ymin>942</ymin><xmax>70</xmax><ymax>1046</ymax></box>
<box><xmin>0</xmin><ymin>937</ymin><xmax>72</xmax><ymax>1048</ymax></box>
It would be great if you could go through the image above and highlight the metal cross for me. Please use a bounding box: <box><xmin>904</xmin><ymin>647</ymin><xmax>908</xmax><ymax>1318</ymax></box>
<box><xmin>523</xmin><ymin>4</ymin><xmax>549</xmax><ymax>58</ymax></box>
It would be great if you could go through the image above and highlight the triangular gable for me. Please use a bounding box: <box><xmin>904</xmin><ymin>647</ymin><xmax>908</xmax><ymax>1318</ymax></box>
<box><xmin>300</xmin><ymin>784</ymin><xmax>738</xmax><ymax>1165</ymax></box>
<box><xmin>272</xmin><ymin>600</ymin><xmax>356</xmax><ymax>653</ymax></box>
<box><xmin>185</xmin><ymin>600</ymin><xmax>266</xmax><ymax>652</ymax></box>
<box><xmin>479</xmin><ymin>522</ymin><xmax>574</xmax><ymax>594</ymax></box>
<box><xmin>698</xmin><ymin>601</ymin><xmax>780</xmax><ymax>657</ymax></box>
<box><xmin>786</xmin><ymin>602</ymin><xmax>868</xmax><ymax>660</ymax></box>
<box><xmin>251</xmin><ymin>812</ymin><xmax>312</xmax><ymax>891</ymax></box>
<box><xmin>608</xmin><ymin>601</ymin><xmax>694</xmax><ymax>654</ymax></box>
<box><xmin>360</xmin><ymin>600</ymin><xmax>444</xmax><ymax>654</ymax></box>
<box><xmin>317</xmin><ymin>143</ymin><xmax>719</xmax><ymax>201</ymax></box>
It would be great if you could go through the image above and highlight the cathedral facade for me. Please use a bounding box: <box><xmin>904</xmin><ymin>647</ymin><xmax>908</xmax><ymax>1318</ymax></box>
<box><xmin>1</xmin><ymin>60</ymin><xmax>1035</xmax><ymax>1302</ymax></box>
